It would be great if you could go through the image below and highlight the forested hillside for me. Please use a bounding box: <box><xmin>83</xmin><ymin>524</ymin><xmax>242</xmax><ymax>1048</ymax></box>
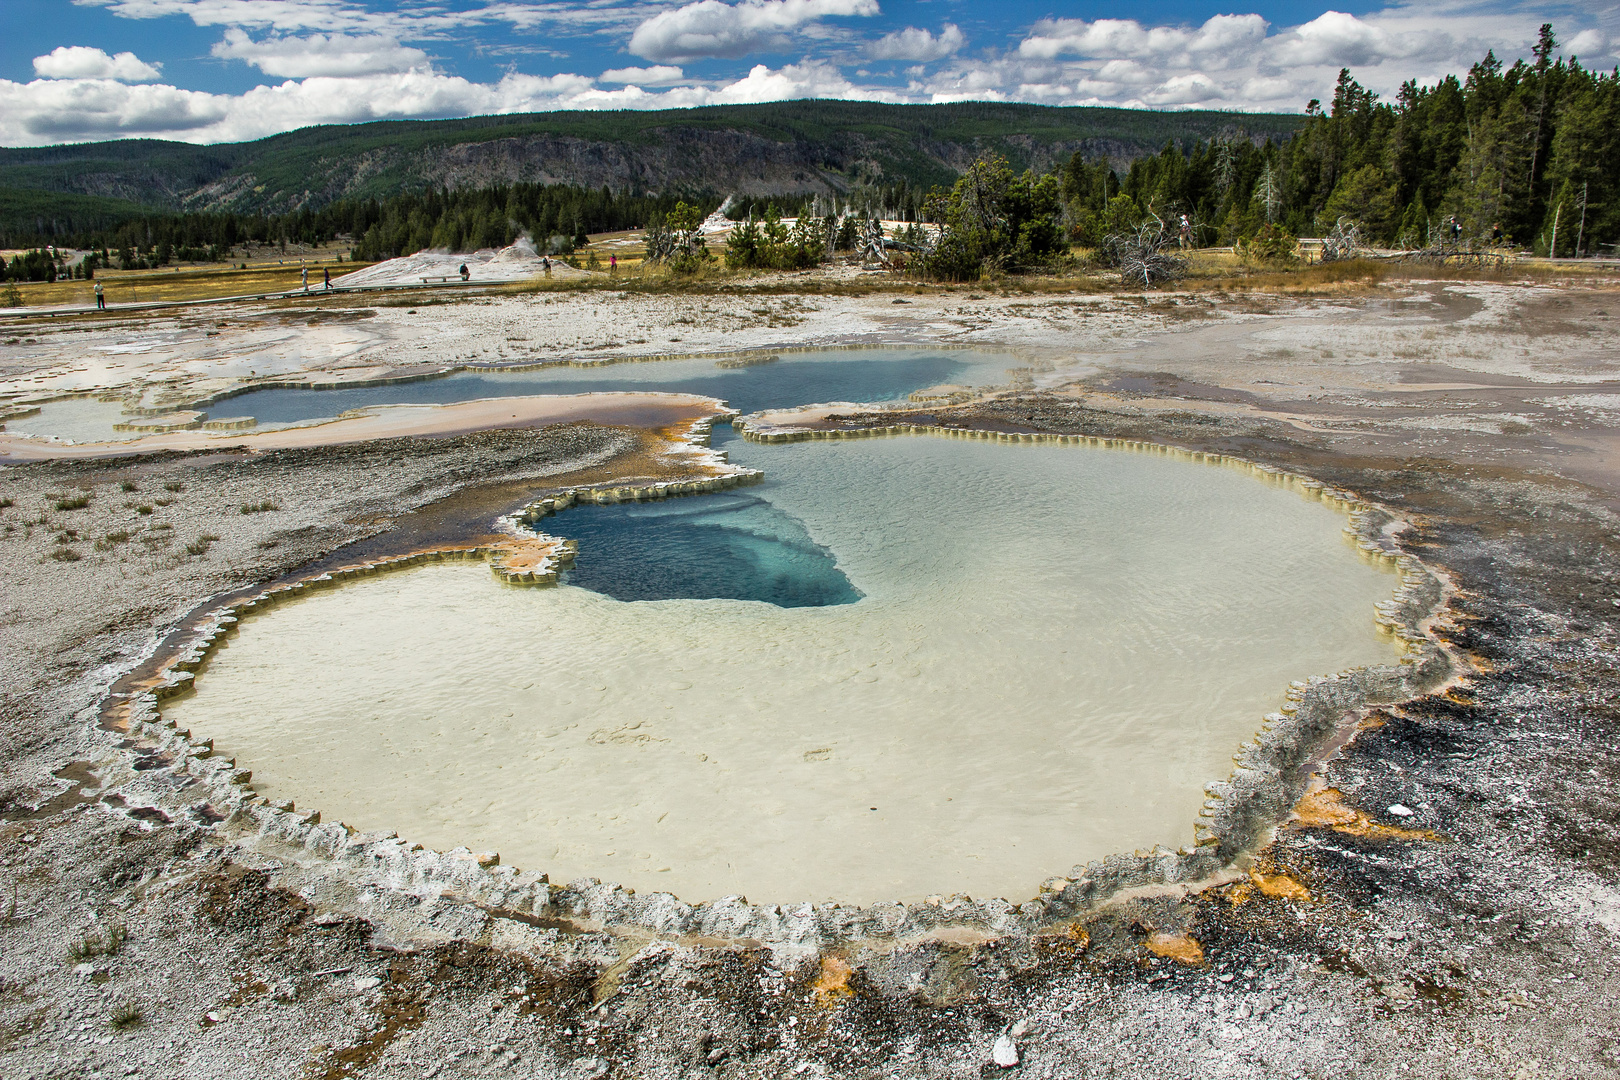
<box><xmin>1066</xmin><ymin>27</ymin><xmax>1619</xmax><ymax>254</ymax></box>
<box><xmin>0</xmin><ymin>100</ymin><xmax>1298</xmax><ymax>233</ymax></box>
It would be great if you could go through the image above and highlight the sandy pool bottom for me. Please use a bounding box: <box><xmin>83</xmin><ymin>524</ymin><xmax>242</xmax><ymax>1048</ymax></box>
<box><xmin>167</xmin><ymin>437</ymin><xmax>1400</xmax><ymax>906</ymax></box>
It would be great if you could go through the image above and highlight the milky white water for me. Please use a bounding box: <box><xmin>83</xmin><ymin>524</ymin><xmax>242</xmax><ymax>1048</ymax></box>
<box><xmin>167</xmin><ymin>435</ymin><xmax>1399</xmax><ymax>906</ymax></box>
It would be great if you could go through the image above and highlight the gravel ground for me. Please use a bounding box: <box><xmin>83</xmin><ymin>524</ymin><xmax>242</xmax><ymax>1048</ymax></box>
<box><xmin>1</xmin><ymin>277</ymin><xmax>1619</xmax><ymax>1079</ymax></box>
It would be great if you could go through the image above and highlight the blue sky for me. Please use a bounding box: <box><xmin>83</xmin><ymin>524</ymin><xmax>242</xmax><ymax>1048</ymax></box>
<box><xmin>1</xmin><ymin>0</ymin><xmax>1615</xmax><ymax>146</ymax></box>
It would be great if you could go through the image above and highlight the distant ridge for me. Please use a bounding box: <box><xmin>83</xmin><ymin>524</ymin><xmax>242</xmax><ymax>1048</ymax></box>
<box><xmin>0</xmin><ymin>100</ymin><xmax>1303</xmax><ymax>220</ymax></box>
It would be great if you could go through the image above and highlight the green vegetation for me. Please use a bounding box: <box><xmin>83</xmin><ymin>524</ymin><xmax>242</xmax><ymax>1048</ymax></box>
<box><xmin>0</xmin><ymin>182</ymin><xmax>717</xmax><ymax>275</ymax></box>
<box><xmin>0</xmin><ymin>187</ymin><xmax>151</xmax><ymax>242</ymax></box>
<box><xmin>724</xmin><ymin>205</ymin><xmax>828</xmax><ymax>270</ymax></box>
<box><xmin>67</xmin><ymin>919</ymin><xmax>126</xmax><ymax>961</ymax></box>
<box><xmin>351</xmin><ymin>184</ymin><xmax>702</xmax><ymax>261</ymax></box>
<box><xmin>240</xmin><ymin>501</ymin><xmax>278</xmax><ymax>514</ymax></box>
<box><xmin>644</xmin><ymin>201</ymin><xmax>712</xmax><ymax>272</ymax></box>
<box><xmin>920</xmin><ymin>154</ymin><xmax>1066</xmax><ymax>280</ymax></box>
<box><xmin>1065</xmin><ymin>26</ymin><xmax>1620</xmax><ymax>254</ymax></box>
<box><xmin>108</xmin><ymin>1002</ymin><xmax>144</xmax><ymax>1031</ymax></box>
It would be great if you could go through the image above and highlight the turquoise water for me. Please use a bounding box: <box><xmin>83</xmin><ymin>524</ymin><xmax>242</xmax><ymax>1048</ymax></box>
<box><xmin>205</xmin><ymin>348</ymin><xmax>1009</xmax><ymax>427</ymax></box>
<box><xmin>8</xmin><ymin>348</ymin><xmax>1017</xmax><ymax>445</ymax></box>
<box><xmin>556</xmin><ymin>479</ymin><xmax>861</xmax><ymax>607</ymax></box>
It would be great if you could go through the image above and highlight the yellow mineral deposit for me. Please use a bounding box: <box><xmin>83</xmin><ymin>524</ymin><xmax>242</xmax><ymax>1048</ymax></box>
<box><xmin>1247</xmin><ymin>868</ymin><xmax>1313</xmax><ymax>902</ymax></box>
<box><xmin>1292</xmin><ymin>787</ymin><xmax>1438</xmax><ymax>841</ymax></box>
<box><xmin>1145</xmin><ymin>933</ymin><xmax>1204</xmax><ymax>966</ymax></box>
<box><xmin>811</xmin><ymin>956</ymin><xmax>855</xmax><ymax>1005</ymax></box>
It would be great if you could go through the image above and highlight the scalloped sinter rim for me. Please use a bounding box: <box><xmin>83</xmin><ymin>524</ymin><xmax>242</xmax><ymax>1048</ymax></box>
<box><xmin>111</xmin><ymin>430</ymin><xmax>1452</xmax><ymax>939</ymax></box>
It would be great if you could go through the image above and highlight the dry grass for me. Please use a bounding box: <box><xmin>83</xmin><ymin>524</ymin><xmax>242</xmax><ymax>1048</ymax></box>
<box><xmin>6</xmin><ymin>260</ymin><xmax>373</xmax><ymax>308</ymax></box>
<box><xmin>4</xmin><ymin>243</ymin><xmax>1613</xmax><ymax>321</ymax></box>
<box><xmin>1208</xmin><ymin>258</ymin><xmax>1390</xmax><ymax>293</ymax></box>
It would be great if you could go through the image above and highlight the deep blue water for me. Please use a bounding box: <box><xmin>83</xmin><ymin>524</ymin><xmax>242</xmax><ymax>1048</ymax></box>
<box><xmin>202</xmin><ymin>349</ymin><xmax>996</xmax><ymax>608</ymax></box>
<box><xmin>204</xmin><ymin>353</ymin><xmax>970</xmax><ymax>424</ymax></box>
<box><xmin>555</xmin><ymin>483</ymin><xmax>860</xmax><ymax>607</ymax></box>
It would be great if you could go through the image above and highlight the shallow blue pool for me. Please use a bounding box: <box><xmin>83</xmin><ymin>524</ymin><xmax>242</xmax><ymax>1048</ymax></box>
<box><xmin>206</xmin><ymin>349</ymin><xmax>1005</xmax><ymax>425</ymax></box>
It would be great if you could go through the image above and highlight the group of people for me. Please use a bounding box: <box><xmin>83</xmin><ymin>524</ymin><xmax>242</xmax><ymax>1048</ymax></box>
<box><xmin>1445</xmin><ymin>216</ymin><xmax>1503</xmax><ymax>247</ymax></box>
<box><xmin>299</xmin><ymin>264</ymin><xmax>334</xmax><ymax>291</ymax></box>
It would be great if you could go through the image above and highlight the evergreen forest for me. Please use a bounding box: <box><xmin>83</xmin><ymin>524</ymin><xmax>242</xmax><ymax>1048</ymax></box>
<box><xmin>1066</xmin><ymin>25</ymin><xmax>1619</xmax><ymax>255</ymax></box>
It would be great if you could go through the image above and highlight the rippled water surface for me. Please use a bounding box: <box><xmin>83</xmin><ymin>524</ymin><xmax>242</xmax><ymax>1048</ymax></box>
<box><xmin>167</xmin><ymin>434</ymin><xmax>1400</xmax><ymax>905</ymax></box>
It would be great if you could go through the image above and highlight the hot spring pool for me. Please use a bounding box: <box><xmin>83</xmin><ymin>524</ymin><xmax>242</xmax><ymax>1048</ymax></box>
<box><xmin>164</xmin><ymin>432</ymin><xmax>1400</xmax><ymax>906</ymax></box>
<box><xmin>6</xmin><ymin>348</ymin><xmax>1015</xmax><ymax>443</ymax></box>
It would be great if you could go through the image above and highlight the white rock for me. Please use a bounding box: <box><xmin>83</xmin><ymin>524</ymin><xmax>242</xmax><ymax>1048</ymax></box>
<box><xmin>1388</xmin><ymin>804</ymin><xmax>1414</xmax><ymax>817</ymax></box>
<box><xmin>992</xmin><ymin>1034</ymin><xmax>1019</xmax><ymax>1068</ymax></box>
<box><xmin>353</xmin><ymin>976</ymin><xmax>382</xmax><ymax>991</ymax></box>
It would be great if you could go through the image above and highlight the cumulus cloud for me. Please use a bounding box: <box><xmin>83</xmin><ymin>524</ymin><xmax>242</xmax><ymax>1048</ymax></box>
<box><xmin>211</xmin><ymin>29</ymin><xmax>430</xmax><ymax>77</ymax></box>
<box><xmin>866</xmin><ymin>24</ymin><xmax>965</xmax><ymax>63</ymax></box>
<box><xmin>1</xmin><ymin>77</ymin><xmax>223</xmax><ymax>138</ymax></box>
<box><xmin>1018</xmin><ymin>14</ymin><xmax>1268</xmax><ymax>62</ymax></box>
<box><xmin>977</xmin><ymin>2</ymin><xmax>1559</xmax><ymax>113</ymax></box>
<box><xmin>628</xmin><ymin>0</ymin><xmax>880</xmax><ymax>62</ymax></box>
<box><xmin>599</xmin><ymin>65</ymin><xmax>686</xmax><ymax>85</ymax></box>
<box><xmin>33</xmin><ymin>46</ymin><xmax>163</xmax><ymax>82</ymax></box>
<box><xmin>0</xmin><ymin>60</ymin><xmax>903</xmax><ymax>146</ymax></box>
<box><xmin>709</xmin><ymin>60</ymin><xmax>889</xmax><ymax>103</ymax></box>
<box><xmin>1268</xmin><ymin>10</ymin><xmax>1450</xmax><ymax>67</ymax></box>
<box><xmin>1143</xmin><ymin>72</ymin><xmax>1224</xmax><ymax>105</ymax></box>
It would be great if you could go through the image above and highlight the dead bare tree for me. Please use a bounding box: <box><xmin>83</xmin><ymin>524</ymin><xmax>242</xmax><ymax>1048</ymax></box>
<box><xmin>857</xmin><ymin>218</ymin><xmax>889</xmax><ymax>267</ymax></box>
<box><xmin>1319</xmin><ymin>216</ymin><xmax>1365</xmax><ymax>262</ymax></box>
<box><xmin>1107</xmin><ymin>212</ymin><xmax>1186</xmax><ymax>288</ymax></box>
<box><xmin>1392</xmin><ymin>220</ymin><xmax>1513</xmax><ymax>268</ymax></box>
<box><xmin>643</xmin><ymin>220</ymin><xmax>673</xmax><ymax>264</ymax></box>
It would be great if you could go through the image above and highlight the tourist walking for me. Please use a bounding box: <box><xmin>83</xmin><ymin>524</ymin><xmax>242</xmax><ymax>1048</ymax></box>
<box><xmin>323</xmin><ymin>267</ymin><xmax>331</xmax><ymax>291</ymax></box>
<box><xmin>94</xmin><ymin>280</ymin><xmax>105</xmax><ymax>310</ymax></box>
<box><xmin>610</xmin><ymin>254</ymin><xmax>617</xmax><ymax>273</ymax></box>
<box><xmin>301</xmin><ymin>264</ymin><xmax>309</xmax><ymax>292</ymax></box>
<box><xmin>459</xmin><ymin>263</ymin><xmax>470</xmax><ymax>282</ymax></box>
